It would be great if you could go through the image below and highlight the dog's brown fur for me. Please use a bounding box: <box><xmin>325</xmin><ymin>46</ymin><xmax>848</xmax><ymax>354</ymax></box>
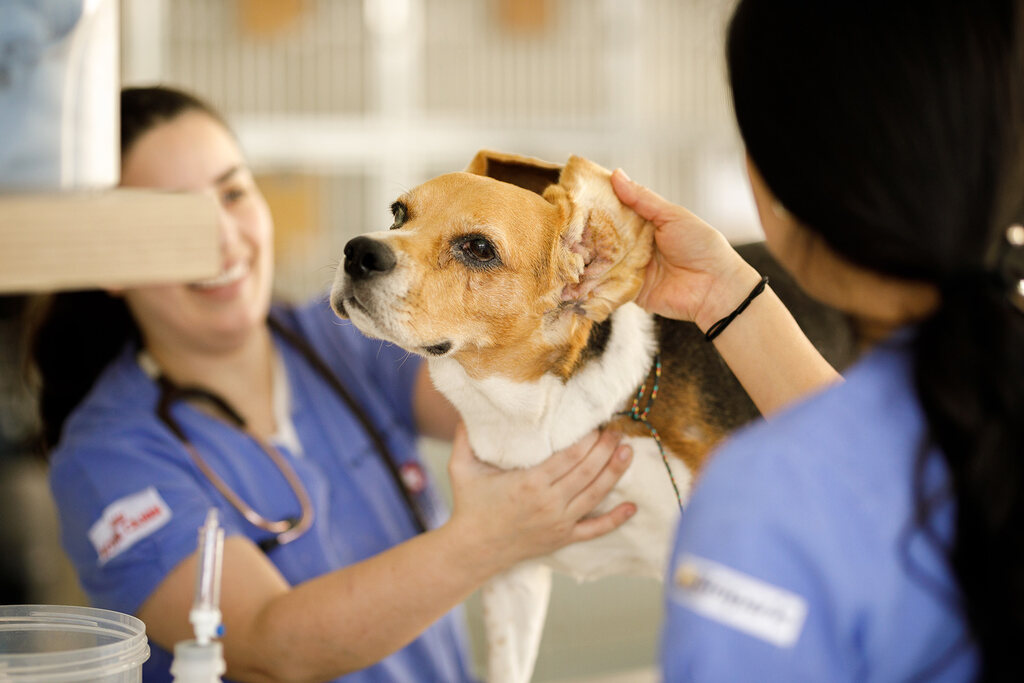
<box><xmin>463</xmin><ymin>151</ymin><xmax>858</xmax><ymax>474</ymax></box>
<box><xmin>336</xmin><ymin>150</ymin><xmax>856</xmax><ymax>474</ymax></box>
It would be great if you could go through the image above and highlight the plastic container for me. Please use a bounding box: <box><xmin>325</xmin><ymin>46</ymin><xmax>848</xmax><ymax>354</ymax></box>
<box><xmin>0</xmin><ymin>0</ymin><xmax>119</xmax><ymax>190</ymax></box>
<box><xmin>0</xmin><ymin>604</ymin><xmax>150</xmax><ymax>682</ymax></box>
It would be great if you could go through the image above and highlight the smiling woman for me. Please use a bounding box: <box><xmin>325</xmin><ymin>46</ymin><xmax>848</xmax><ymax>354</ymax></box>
<box><xmin>29</xmin><ymin>85</ymin><xmax>637</xmax><ymax>683</ymax></box>
<box><xmin>118</xmin><ymin>110</ymin><xmax>275</xmax><ymax>363</ymax></box>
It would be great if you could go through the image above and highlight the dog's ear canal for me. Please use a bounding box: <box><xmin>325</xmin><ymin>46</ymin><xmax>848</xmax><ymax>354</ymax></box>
<box><xmin>555</xmin><ymin>157</ymin><xmax>655</xmax><ymax>322</ymax></box>
<box><xmin>560</xmin><ymin>208</ymin><xmax>627</xmax><ymax>315</ymax></box>
<box><xmin>465</xmin><ymin>150</ymin><xmax>563</xmax><ymax>196</ymax></box>
<box><xmin>465</xmin><ymin>150</ymin><xmax>653</xmax><ymax>322</ymax></box>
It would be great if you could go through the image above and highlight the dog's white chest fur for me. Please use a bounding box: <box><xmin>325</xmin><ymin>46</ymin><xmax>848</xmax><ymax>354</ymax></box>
<box><xmin>429</xmin><ymin>302</ymin><xmax>690</xmax><ymax>574</ymax></box>
<box><xmin>430</xmin><ymin>303</ymin><xmax>656</xmax><ymax>465</ymax></box>
<box><xmin>429</xmin><ymin>304</ymin><xmax>689</xmax><ymax>578</ymax></box>
<box><xmin>429</xmin><ymin>304</ymin><xmax>690</xmax><ymax>682</ymax></box>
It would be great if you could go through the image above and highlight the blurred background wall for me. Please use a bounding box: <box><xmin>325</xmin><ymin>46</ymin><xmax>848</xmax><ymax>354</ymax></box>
<box><xmin>118</xmin><ymin>3</ymin><xmax>756</xmax><ymax>680</ymax></box>
<box><xmin>2</xmin><ymin>1</ymin><xmax>759</xmax><ymax>681</ymax></box>
<box><xmin>120</xmin><ymin>0</ymin><xmax>759</xmax><ymax>303</ymax></box>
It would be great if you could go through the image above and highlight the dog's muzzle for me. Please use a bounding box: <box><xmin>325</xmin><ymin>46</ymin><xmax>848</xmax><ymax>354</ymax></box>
<box><xmin>344</xmin><ymin>236</ymin><xmax>396</xmax><ymax>280</ymax></box>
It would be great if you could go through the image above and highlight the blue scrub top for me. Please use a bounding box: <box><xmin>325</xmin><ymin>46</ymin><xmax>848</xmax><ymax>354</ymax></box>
<box><xmin>49</xmin><ymin>297</ymin><xmax>475</xmax><ymax>683</ymax></box>
<box><xmin>661</xmin><ymin>334</ymin><xmax>978</xmax><ymax>682</ymax></box>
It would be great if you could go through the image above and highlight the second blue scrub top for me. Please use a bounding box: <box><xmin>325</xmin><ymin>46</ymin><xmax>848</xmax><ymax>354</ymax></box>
<box><xmin>661</xmin><ymin>333</ymin><xmax>978</xmax><ymax>682</ymax></box>
<box><xmin>49</xmin><ymin>297</ymin><xmax>475</xmax><ymax>683</ymax></box>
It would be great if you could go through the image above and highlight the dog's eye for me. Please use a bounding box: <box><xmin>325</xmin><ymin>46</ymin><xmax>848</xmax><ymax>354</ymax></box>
<box><xmin>390</xmin><ymin>201</ymin><xmax>408</xmax><ymax>230</ymax></box>
<box><xmin>461</xmin><ymin>238</ymin><xmax>496</xmax><ymax>262</ymax></box>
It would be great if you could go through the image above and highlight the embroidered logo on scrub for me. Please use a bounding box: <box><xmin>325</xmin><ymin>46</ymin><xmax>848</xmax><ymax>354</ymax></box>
<box><xmin>88</xmin><ymin>486</ymin><xmax>172</xmax><ymax>565</ymax></box>
<box><xmin>672</xmin><ymin>553</ymin><xmax>808</xmax><ymax>647</ymax></box>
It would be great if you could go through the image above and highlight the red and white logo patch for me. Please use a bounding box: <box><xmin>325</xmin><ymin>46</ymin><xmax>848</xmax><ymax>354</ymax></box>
<box><xmin>399</xmin><ymin>462</ymin><xmax>427</xmax><ymax>494</ymax></box>
<box><xmin>88</xmin><ymin>487</ymin><xmax>172</xmax><ymax>565</ymax></box>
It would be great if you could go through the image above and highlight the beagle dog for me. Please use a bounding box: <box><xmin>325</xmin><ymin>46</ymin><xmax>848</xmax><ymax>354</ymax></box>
<box><xmin>330</xmin><ymin>151</ymin><xmax>855</xmax><ymax>683</ymax></box>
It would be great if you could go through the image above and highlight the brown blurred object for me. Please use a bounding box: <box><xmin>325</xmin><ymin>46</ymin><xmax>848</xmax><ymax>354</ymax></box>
<box><xmin>256</xmin><ymin>173</ymin><xmax>323</xmax><ymax>263</ymax></box>
<box><xmin>238</xmin><ymin>0</ymin><xmax>306</xmax><ymax>37</ymax></box>
<box><xmin>498</xmin><ymin>0</ymin><xmax>551</xmax><ymax>32</ymax></box>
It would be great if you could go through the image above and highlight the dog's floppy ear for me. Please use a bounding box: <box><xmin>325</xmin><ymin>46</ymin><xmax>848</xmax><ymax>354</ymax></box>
<box><xmin>466</xmin><ymin>150</ymin><xmax>653</xmax><ymax>322</ymax></box>
<box><xmin>550</xmin><ymin>156</ymin><xmax>654</xmax><ymax>322</ymax></box>
<box><xmin>466</xmin><ymin>150</ymin><xmax>563</xmax><ymax>197</ymax></box>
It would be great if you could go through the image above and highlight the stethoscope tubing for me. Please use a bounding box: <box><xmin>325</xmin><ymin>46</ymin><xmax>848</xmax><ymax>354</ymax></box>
<box><xmin>268</xmin><ymin>313</ymin><xmax>429</xmax><ymax>534</ymax></box>
<box><xmin>154</xmin><ymin>309</ymin><xmax>429</xmax><ymax>552</ymax></box>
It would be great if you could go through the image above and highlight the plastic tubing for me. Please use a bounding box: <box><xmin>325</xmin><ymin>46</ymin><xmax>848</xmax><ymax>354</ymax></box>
<box><xmin>190</xmin><ymin>508</ymin><xmax>225</xmax><ymax>646</ymax></box>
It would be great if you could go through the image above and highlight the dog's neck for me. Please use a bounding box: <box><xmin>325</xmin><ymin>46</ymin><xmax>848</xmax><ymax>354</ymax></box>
<box><xmin>429</xmin><ymin>303</ymin><xmax>656</xmax><ymax>468</ymax></box>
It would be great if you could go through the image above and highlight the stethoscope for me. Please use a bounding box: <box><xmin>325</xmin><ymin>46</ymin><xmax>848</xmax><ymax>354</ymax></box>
<box><xmin>154</xmin><ymin>310</ymin><xmax>429</xmax><ymax>553</ymax></box>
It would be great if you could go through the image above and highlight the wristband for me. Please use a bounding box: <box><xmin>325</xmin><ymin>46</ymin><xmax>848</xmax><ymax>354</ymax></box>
<box><xmin>704</xmin><ymin>275</ymin><xmax>769</xmax><ymax>342</ymax></box>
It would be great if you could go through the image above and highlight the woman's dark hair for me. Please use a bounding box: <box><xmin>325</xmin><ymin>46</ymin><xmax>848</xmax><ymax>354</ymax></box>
<box><xmin>727</xmin><ymin>1</ymin><xmax>1024</xmax><ymax>679</ymax></box>
<box><xmin>31</xmin><ymin>86</ymin><xmax>228</xmax><ymax>449</ymax></box>
<box><xmin>119</xmin><ymin>86</ymin><xmax>229</xmax><ymax>157</ymax></box>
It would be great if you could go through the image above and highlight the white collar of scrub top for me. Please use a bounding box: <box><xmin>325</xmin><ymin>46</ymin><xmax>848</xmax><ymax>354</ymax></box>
<box><xmin>136</xmin><ymin>346</ymin><xmax>305</xmax><ymax>457</ymax></box>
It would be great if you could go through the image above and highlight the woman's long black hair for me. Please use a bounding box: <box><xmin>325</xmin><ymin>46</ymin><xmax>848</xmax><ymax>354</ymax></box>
<box><xmin>30</xmin><ymin>86</ymin><xmax>228</xmax><ymax>450</ymax></box>
<box><xmin>727</xmin><ymin>1</ymin><xmax>1024</xmax><ymax>679</ymax></box>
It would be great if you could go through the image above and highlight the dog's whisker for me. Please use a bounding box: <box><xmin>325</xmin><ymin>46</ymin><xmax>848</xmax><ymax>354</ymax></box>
<box><xmin>396</xmin><ymin>350</ymin><xmax>414</xmax><ymax>369</ymax></box>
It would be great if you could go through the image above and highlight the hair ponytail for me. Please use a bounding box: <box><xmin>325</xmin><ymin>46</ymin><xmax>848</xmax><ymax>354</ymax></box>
<box><xmin>914</xmin><ymin>270</ymin><xmax>1024</xmax><ymax>682</ymax></box>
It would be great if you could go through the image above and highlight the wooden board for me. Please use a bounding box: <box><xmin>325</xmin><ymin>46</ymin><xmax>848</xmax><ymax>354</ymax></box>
<box><xmin>0</xmin><ymin>189</ymin><xmax>220</xmax><ymax>293</ymax></box>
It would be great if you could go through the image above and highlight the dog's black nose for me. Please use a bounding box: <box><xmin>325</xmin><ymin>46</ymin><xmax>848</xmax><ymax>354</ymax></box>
<box><xmin>344</xmin><ymin>236</ymin><xmax>396</xmax><ymax>280</ymax></box>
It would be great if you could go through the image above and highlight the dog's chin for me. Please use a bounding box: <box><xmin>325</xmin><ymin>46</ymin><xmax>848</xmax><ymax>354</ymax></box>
<box><xmin>329</xmin><ymin>282</ymin><xmax>351</xmax><ymax>320</ymax></box>
<box><xmin>330</xmin><ymin>281</ymin><xmax>379</xmax><ymax>328</ymax></box>
<box><xmin>331</xmin><ymin>298</ymin><xmax>349</xmax><ymax>319</ymax></box>
<box><xmin>344</xmin><ymin>297</ymin><xmax>390</xmax><ymax>339</ymax></box>
<box><xmin>341</xmin><ymin>296</ymin><xmax>429</xmax><ymax>353</ymax></box>
<box><xmin>331</xmin><ymin>285</ymin><xmax>457</xmax><ymax>359</ymax></box>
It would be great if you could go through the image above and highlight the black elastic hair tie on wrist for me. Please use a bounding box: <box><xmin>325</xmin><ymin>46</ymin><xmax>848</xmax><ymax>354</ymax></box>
<box><xmin>704</xmin><ymin>275</ymin><xmax>769</xmax><ymax>342</ymax></box>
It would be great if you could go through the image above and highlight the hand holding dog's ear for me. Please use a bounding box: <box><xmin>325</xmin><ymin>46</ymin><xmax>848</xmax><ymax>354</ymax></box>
<box><xmin>447</xmin><ymin>423</ymin><xmax>635</xmax><ymax>572</ymax></box>
<box><xmin>612</xmin><ymin>169</ymin><xmax>761</xmax><ymax>332</ymax></box>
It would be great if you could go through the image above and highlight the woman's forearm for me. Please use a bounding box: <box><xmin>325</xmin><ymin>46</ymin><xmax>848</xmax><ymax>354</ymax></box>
<box><xmin>243</xmin><ymin>519</ymin><xmax>500</xmax><ymax>683</ymax></box>
<box><xmin>694</xmin><ymin>266</ymin><xmax>841</xmax><ymax>416</ymax></box>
